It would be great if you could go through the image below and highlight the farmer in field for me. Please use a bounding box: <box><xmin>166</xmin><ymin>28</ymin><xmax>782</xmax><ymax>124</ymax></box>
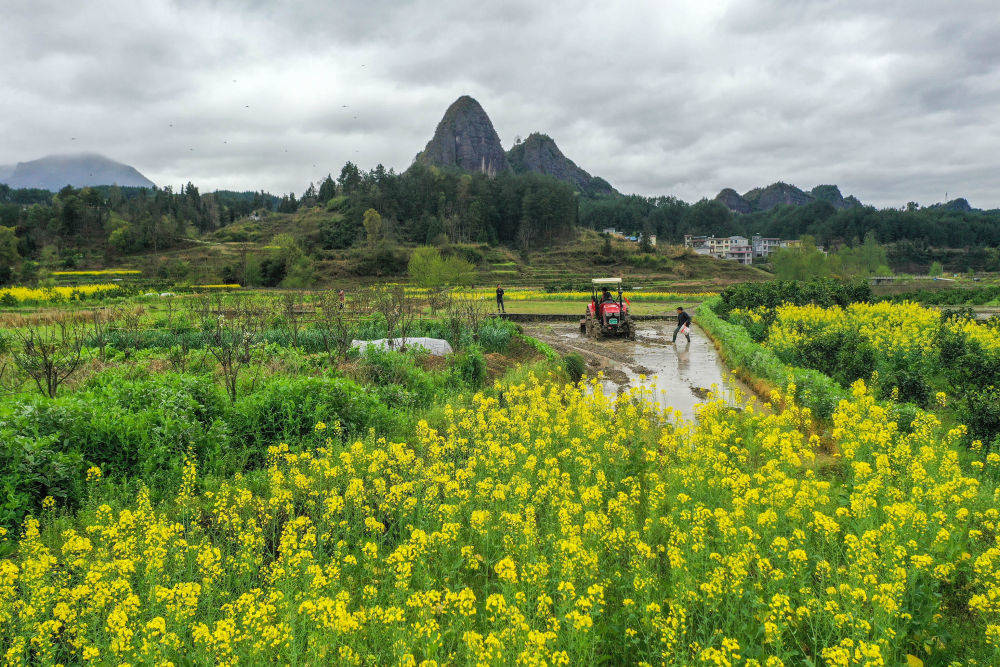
<box><xmin>496</xmin><ymin>283</ymin><xmax>505</xmax><ymax>314</ymax></box>
<box><xmin>672</xmin><ymin>306</ymin><xmax>692</xmax><ymax>343</ymax></box>
<box><xmin>338</xmin><ymin>289</ymin><xmax>345</xmax><ymax>309</ymax></box>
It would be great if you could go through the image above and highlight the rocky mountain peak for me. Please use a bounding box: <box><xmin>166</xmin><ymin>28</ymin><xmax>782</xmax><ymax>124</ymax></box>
<box><xmin>714</xmin><ymin>181</ymin><xmax>864</xmax><ymax>214</ymax></box>
<box><xmin>412</xmin><ymin>96</ymin><xmax>509</xmax><ymax>175</ymax></box>
<box><xmin>810</xmin><ymin>184</ymin><xmax>848</xmax><ymax>209</ymax></box>
<box><xmin>714</xmin><ymin>188</ymin><xmax>751</xmax><ymax>214</ymax></box>
<box><xmin>744</xmin><ymin>182</ymin><xmax>814</xmax><ymax>211</ymax></box>
<box><xmin>507</xmin><ymin>132</ymin><xmax>616</xmax><ymax>196</ymax></box>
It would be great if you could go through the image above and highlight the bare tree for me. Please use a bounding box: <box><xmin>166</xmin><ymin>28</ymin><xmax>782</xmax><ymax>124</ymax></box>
<box><xmin>11</xmin><ymin>319</ymin><xmax>86</xmax><ymax>398</ymax></box>
<box><xmin>317</xmin><ymin>291</ymin><xmax>354</xmax><ymax>362</ymax></box>
<box><xmin>167</xmin><ymin>341</ymin><xmax>191</xmax><ymax>373</ymax></box>
<box><xmin>371</xmin><ymin>284</ymin><xmax>414</xmax><ymax>349</ymax></box>
<box><xmin>446</xmin><ymin>291</ymin><xmax>488</xmax><ymax>348</ymax></box>
<box><xmin>0</xmin><ymin>354</ymin><xmax>15</xmax><ymax>395</ymax></box>
<box><xmin>164</xmin><ymin>293</ymin><xmax>177</xmax><ymax>328</ymax></box>
<box><xmin>281</xmin><ymin>292</ymin><xmax>303</xmax><ymax>348</ymax></box>
<box><xmin>395</xmin><ymin>290</ymin><xmax>417</xmax><ymax>348</ymax></box>
<box><xmin>110</xmin><ymin>304</ymin><xmax>145</xmax><ymax>360</ymax></box>
<box><xmin>90</xmin><ymin>308</ymin><xmax>116</xmax><ymax>362</ymax></box>
<box><xmin>206</xmin><ymin>296</ymin><xmax>266</xmax><ymax>401</ymax></box>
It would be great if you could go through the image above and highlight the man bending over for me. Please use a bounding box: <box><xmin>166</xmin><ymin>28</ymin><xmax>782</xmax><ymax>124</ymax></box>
<box><xmin>672</xmin><ymin>306</ymin><xmax>691</xmax><ymax>343</ymax></box>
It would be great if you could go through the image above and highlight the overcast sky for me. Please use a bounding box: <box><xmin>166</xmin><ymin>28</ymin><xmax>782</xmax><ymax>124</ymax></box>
<box><xmin>2</xmin><ymin>0</ymin><xmax>999</xmax><ymax>207</ymax></box>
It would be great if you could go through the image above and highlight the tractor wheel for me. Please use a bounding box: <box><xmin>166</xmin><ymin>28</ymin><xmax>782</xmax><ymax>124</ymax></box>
<box><xmin>585</xmin><ymin>315</ymin><xmax>598</xmax><ymax>339</ymax></box>
<box><xmin>624</xmin><ymin>318</ymin><xmax>636</xmax><ymax>340</ymax></box>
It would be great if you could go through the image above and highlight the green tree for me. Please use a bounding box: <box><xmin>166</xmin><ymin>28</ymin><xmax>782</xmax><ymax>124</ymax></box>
<box><xmin>281</xmin><ymin>255</ymin><xmax>317</xmax><ymax>288</ymax></box>
<box><xmin>929</xmin><ymin>260</ymin><xmax>944</xmax><ymax>277</ymax></box>
<box><xmin>338</xmin><ymin>162</ymin><xmax>362</xmax><ymax>195</ymax></box>
<box><xmin>771</xmin><ymin>237</ymin><xmax>831</xmax><ymax>280</ymax></box>
<box><xmin>0</xmin><ymin>225</ymin><xmax>20</xmax><ymax>283</ymax></box>
<box><xmin>407</xmin><ymin>246</ymin><xmax>475</xmax><ymax>289</ymax></box>
<box><xmin>317</xmin><ymin>175</ymin><xmax>336</xmax><ymax>204</ymax></box>
<box><xmin>362</xmin><ymin>208</ymin><xmax>383</xmax><ymax>248</ymax></box>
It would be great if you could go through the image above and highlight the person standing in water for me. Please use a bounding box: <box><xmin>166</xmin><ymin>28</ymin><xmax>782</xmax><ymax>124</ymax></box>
<box><xmin>496</xmin><ymin>284</ymin><xmax>506</xmax><ymax>314</ymax></box>
<box><xmin>672</xmin><ymin>306</ymin><xmax>691</xmax><ymax>343</ymax></box>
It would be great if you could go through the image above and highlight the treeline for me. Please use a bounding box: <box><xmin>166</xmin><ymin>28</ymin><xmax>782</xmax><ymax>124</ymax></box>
<box><xmin>769</xmin><ymin>234</ymin><xmax>891</xmax><ymax>280</ymax></box>
<box><xmin>302</xmin><ymin>162</ymin><xmax>578</xmax><ymax>249</ymax></box>
<box><xmin>0</xmin><ymin>183</ymin><xmax>279</xmax><ymax>278</ymax></box>
<box><xmin>579</xmin><ymin>195</ymin><xmax>1000</xmax><ymax>260</ymax></box>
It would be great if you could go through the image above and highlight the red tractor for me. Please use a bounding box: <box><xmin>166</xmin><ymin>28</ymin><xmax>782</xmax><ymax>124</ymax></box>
<box><xmin>580</xmin><ymin>278</ymin><xmax>635</xmax><ymax>339</ymax></box>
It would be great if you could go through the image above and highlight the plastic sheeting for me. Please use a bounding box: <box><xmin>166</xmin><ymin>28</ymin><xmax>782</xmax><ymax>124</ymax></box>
<box><xmin>350</xmin><ymin>337</ymin><xmax>454</xmax><ymax>356</ymax></box>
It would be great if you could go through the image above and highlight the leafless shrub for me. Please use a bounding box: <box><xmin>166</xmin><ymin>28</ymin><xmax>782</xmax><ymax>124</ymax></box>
<box><xmin>107</xmin><ymin>305</ymin><xmax>146</xmax><ymax>359</ymax></box>
<box><xmin>167</xmin><ymin>340</ymin><xmax>192</xmax><ymax>373</ymax></box>
<box><xmin>282</xmin><ymin>292</ymin><xmax>303</xmax><ymax>348</ymax></box>
<box><xmin>0</xmin><ymin>355</ymin><xmax>15</xmax><ymax>395</ymax></box>
<box><xmin>317</xmin><ymin>291</ymin><xmax>355</xmax><ymax>362</ymax></box>
<box><xmin>372</xmin><ymin>284</ymin><xmax>415</xmax><ymax>349</ymax></box>
<box><xmin>206</xmin><ymin>296</ymin><xmax>267</xmax><ymax>401</ymax></box>
<box><xmin>90</xmin><ymin>308</ymin><xmax>116</xmax><ymax>362</ymax></box>
<box><xmin>11</xmin><ymin>318</ymin><xmax>86</xmax><ymax>397</ymax></box>
<box><xmin>446</xmin><ymin>292</ymin><xmax>488</xmax><ymax>347</ymax></box>
<box><xmin>164</xmin><ymin>293</ymin><xmax>177</xmax><ymax>327</ymax></box>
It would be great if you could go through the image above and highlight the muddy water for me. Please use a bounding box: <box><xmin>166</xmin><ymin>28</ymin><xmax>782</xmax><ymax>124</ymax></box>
<box><xmin>522</xmin><ymin>321</ymin><xmax>746</xmax><ymax>421</ymax></box>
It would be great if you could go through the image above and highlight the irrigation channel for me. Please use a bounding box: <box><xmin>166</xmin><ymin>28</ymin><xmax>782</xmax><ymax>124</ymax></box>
<box><xmin>518</xmin><ymin>318</ymin><xmax>749</xmax><ymax>421</ymax></box>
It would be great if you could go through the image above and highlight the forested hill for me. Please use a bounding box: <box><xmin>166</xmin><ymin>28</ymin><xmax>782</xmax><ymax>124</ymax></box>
<box><xmin>713</xmin><ymin>182</ymin><xmax>862</xmax><ymax>214</ymax></box>
<box><xmin>580</xmin><ymin>193</ymin><xmax>1000</xmax><ymax>247</ymax></box>
<box><xmin>301</xmin><ymin>163</ymin><xmax>578</xmax><ymax>249</ymax></box>
<box><xmin>0</xmin><ymin>182</ymin><xmax>278</xmax><ymax>264</ymax></box>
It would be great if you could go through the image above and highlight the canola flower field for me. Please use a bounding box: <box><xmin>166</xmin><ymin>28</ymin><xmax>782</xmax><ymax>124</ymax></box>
<box><xmin>51</xmin><ymin>270</ymin><xmax>142</xmax><ymax>277</ymax></box>
<box><xmin>725</xmin><ymin>299</ymin><xmax>1000</xmax><ymax>409</ymax></box>
<box><xmin>2</xmin><ymin>375</ymin><xmax>999</xmax><ymax>664</ymax></box>
<box><xmin>0</xmin><ymin>284</ymin><xmax>122</xmax><ymax>305</ymax></box>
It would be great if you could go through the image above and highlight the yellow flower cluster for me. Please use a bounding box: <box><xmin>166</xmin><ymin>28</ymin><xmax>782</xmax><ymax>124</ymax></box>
<box><xmin>767</xmin><ymin>301</ymin><xmax>942</xmax><ymax>366</ymax></box>
<box><xmin>51</xmin><ymin>269</ymin><xmax>141</xmax><ymax>276</ymax></box>
<box><xmin>0</xmin><ymin>284</ymin><xmax>121</xmax><ymax>303</ymax></box>
<box><xmin>1</xmin><ymin>377</ymin><xmax>998</xmax><ymax>662</ymax></box>
<box><xmin>192</xmin><ymin>284</ymin><xmax>242</xmax><ymax>290</ymax></box>
<box><xmin>945</xmin><ymin>316</ymin><xmax>1000</xmax><ymax>355</ymax></box>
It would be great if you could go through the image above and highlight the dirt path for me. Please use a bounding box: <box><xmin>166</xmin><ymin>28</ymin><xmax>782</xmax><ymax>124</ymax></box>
<box><xmin>522</xmin><ymin>320</ymin><xmax>746</xmax><ymax>420</ymax></box>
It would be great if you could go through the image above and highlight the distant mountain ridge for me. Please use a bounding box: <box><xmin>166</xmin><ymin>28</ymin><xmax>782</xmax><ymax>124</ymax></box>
<box><xmin>413</xmin><ymin>95</ymin><xmax>617</xmax><ymax>195</ymax></box>
<box><xmin>0</xmin><ymin>153</ymin><xmax>155</xmax><ymax>191</ymax></box>
<box><xmin>714</xmin><ymin>182</ymin><xmax>862</xmax><ymax>214</ymax></box>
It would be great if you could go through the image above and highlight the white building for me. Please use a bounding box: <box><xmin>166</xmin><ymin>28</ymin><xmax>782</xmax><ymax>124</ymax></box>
<box><xmin>726</xmin><ymin>244</ymin><xmax>754</xmax><ymax>265</ymax></box>
<box><xmin>751</xmin><ymin>234</ymin><xmax>781</xmax><ymax>257</ymax></box>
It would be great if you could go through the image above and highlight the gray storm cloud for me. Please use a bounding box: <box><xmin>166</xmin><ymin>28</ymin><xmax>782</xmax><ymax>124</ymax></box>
<box><xmin>1</xmin><ymin>0</ymin><xmax>998</xmax><ymax>207</ymax></box>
